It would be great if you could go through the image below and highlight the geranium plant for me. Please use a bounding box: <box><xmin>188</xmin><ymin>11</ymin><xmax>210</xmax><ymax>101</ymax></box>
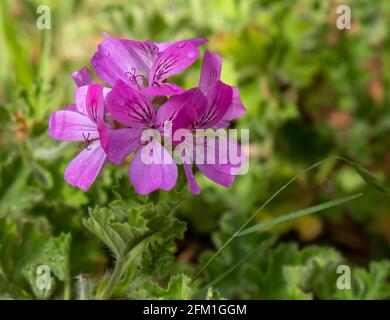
<box><xmin>2</xmin><ymin>0</ymin><xmax>390</xmax><ymax>301</ymax></box>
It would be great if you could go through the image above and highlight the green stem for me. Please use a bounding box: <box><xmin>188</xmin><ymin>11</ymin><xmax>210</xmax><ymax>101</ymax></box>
<box><xmin>100</xmin><ymin>257</ymin><xmax>124</xmax><ymax>300</ymax></box>
<box><xmin>98</xmin><ymin>197</ymin><xmax>186</xmax><ymax>300</ymax></box>
<box><xmin>63</xmin><ymin>246</ymin><xmax>72</xmax><ymax>300</ymax></box>
<box><xmin>64</xmin><ymin>278</ymin><xmax>71</xmax><ymax>300</ymax></box>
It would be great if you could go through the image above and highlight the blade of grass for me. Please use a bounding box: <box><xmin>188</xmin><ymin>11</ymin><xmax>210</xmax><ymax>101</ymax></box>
<box><xmin>192</xmin><ymin>158</ymin><xmax>331</xmax><ymax>281</ymax></box>
<box><xmin>199</xmin><ymin>250</ymin><xmax>253</xmax><ymax>294</ymax></box>
<box><xmin>192</xmin><ymin>156</ymin><xmax>388</xmax><ymax>282</ymax></box>
<box><xmin>237</xmin><ymin>193</ymin><xmax>363</xmax><ymax>237</ymax></box>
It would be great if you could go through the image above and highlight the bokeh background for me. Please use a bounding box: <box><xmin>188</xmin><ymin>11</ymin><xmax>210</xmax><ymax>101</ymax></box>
<box><xmin>1</xmin><ymin>0</ymin><xmax>390</xmax><ymax>299</ymax></box>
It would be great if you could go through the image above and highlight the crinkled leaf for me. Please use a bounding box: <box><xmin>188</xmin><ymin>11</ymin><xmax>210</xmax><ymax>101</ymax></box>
<box><xmin>335</xmin><ymin>261</ymin><xmax>390</xmax><ymax>300</ymax></box>
<box><xmin>83</xmin><ymin>206</ymin><xmax>132</xmax><ymax>259</ymax></box>
<box><xmin>206</xmin><ymin>287</ymin><xmax>226</xmax><ymax>300</ymax></box>
<box><xmin>0</xmin><ymin>217</ymin><xmax>71</xmax><ymax>299</ymax></box>
<box><xmin>135</xmin><ymin>274</ymin><xmax>192</xmax><ymax>300</ymax></box>
<box><xmin>23</xmin><ymin>233</ymin><xmax>71</xmax><ymax>299</ymax></box>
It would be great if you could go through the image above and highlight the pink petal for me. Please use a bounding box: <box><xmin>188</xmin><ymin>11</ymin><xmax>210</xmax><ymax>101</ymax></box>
<box><xmin>183</xmin><ymin>164</ymin><xmax>201</xmax><ymax>195</ymax></box>
<box><xmin>120</xmin><ymin>39</ymin><xmax>159</xmax><ymax>75</ymax></box>
<box><xmin>98</xmin><ymin>122</ymin><xmax>109</xmax><ymax>150</ymax></box>
<box><xmin>142</xmin><ymin>83</ymin><xmax>184</xmax><ymax>97</ymax></box>
<box><xmin>49</xmin><ymin>110</ymin><xmax>98</xmax><ymax>141</ymax></box>
<box><xmin>223</xmin><ymin>87</ymin><xmax>246</xmax><ymax>121</ymax></box>
<box><xmin>86</xmin><ymin>83</ymin><xmax>105</xmax><ymax>124</ymax></box>
<box><xmin>65</xmin><ymin>104</ymin><xmax>77</xmax><ymax>112</ymax></box>
<box><xmin>107</xmin><ymin>80</ymin><xmax>155</xmax><ymax>128</ymax></box>
<box><xmin>198</xmin><ymin>50</ymin><xmax>246</xmax><ymax>127</ymax></box>
<box><xmin>213</xmin><ymin>120</ymin><xmax>230</xmax><ymax>129</ymax></box>
<box><xmin>75</xmin><ymin>86</ymin><xmax>88</xmax><ymax>115</ymax></box>
<box><xmin>149</xmin><ymin>40</ymin><xmax>199</xmax><ymax>86</ymax></box>
<box><xmin>156</xmin><ymin>87</ymin><xmax>205</xmax><ymax>132</ymax></box>
<box><xmin>64</xmin><ymin>141</ymin><xmax>106</xmax><ymax>191</ymax></box>
<box><xmin>91</xmin><ymin>36</ymin><xmax>145</xmax><ymax>89</ymax></box>
<box><xmin>155</xmin><ymin>38</ymin><xmax>207</xmax><ymax>52</ymax></box>
<box><xmin>75</xmin><ymin>85</ymin><xmax>110</xmax><ymax>116</ymax></box>
<box><xmin>160</xmin><ymin>88</ymin><xmax>207</xmax><ymax>135</ymax></box>
<box><xmin>199</xmin><ymin>50</ymin><xmax>222</xmax><ymax>94</ymax></box>
<box><xmin>194</xmin><ymin>136</ymin><xmax>245</xmax><ymax>187</ymax></box>
<box><xmin>104</xmin><ymin>128</ymin><xmax>141</xmax><ymax>164</ymax></box>
<box><xmin>214</xmin><ymin>87</ymin><xmax>246</xmax><ymax>128</ymax></box>
<box><xmin>197</xmin><ymin>80</ymin><xmax>232</xmax><ymax>129</ymax></box>
<box><xmin>188</xmin><ymin>38</ymin><xmax>208</xmax><ymax>48</ymax></box>
<box><xmin>197</xmin><ymin>163</ymin><xmax>235</xmax><ymax>188</ymax></box>
<box><xmin>129</xmin><ymin>141</ymin><xmax>178</xmax><ymax>195</ymax></box>
<box><xmin>71</xmin><ymin>67</ymin><xmax>93</xmax><ymax>87</ymax></box>
<box><xmin>154</xmin><ymin>42</ymin><xmax>171</xmax><ymax>53</ymax></box>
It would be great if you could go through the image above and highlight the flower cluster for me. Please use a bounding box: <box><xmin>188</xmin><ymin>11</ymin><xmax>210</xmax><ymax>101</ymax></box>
<box><xmin>48</xmin><ymin>34</ymin><xmax>246</xmax><ymax>195</ymax></box>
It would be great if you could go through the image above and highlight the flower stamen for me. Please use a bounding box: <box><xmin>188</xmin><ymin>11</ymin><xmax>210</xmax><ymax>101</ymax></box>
<box><xmin>79</xmin><ymin>132</ymin><xmax>99</xmax><ymax>150</ymax></box>
<box><xmin>125</xmin><ymin>67</ymin><xmax>144</xmax><ymax>90</ymax></box>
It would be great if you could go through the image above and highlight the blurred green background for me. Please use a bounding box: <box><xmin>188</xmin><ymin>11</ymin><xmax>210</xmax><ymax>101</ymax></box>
<box><xmin>1</xmin><ymin>0</ymin><xmax>390</xmax><ymax>299</ymax></box>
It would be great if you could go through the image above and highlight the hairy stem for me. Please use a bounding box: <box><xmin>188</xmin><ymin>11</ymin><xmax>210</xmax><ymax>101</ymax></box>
<box><xmin>100</xmin><ymin>258</ymin><xmax>124</xmax><ymax>300</ymax></box>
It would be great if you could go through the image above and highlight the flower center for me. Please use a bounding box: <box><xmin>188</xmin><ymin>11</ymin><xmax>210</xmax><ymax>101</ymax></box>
<box><xmin>125</xmin><ymin>67</ymin><xmax>144</xmax><ymax>90</ymax></box>
<box><xmin>79</xmin><ymin>132</ymin><xmax>99</xmax><ymax>150</ymax></box>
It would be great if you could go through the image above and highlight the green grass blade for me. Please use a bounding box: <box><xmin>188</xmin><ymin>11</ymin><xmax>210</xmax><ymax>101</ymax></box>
<box><xmin>328</xmin><ymin>157</ymin><xmax>389</xmax><ymax>196</ymax></box>
<box><xmin>237</xmin><ymin>193</ymin><xmax>363</xmax><ymax>237</ymax></box>
<box><xmin>192</xmin><ymin>156</ymin><xmax>385</xmax><ymax>282</ymax></box>
<box><xmin>192</xmin><ymin>158</ymin><xmax>331</xmax><ymax>282</ymax></box>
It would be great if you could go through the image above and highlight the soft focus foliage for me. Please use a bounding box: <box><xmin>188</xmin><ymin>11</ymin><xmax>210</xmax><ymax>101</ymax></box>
<box><xmin>1</xmin><ymin>0</ymin><xmax>390</xmax><ymax>299</ymax></box>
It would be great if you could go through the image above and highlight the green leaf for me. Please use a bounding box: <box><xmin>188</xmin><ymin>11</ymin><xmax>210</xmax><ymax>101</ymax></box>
<box><xmin>83</xmin><ymin>206</ymin><xmax>132</xmax><ymax>259</ymax></box>
<box><xmin>244</xmin><ymin>244</ymin><xmax>343</xmax><ymax>299</ymax></box>
<box><xmin>0</xmin><ymin>216</ymin><xmax>71</xmax><ymax>299</ymax></box>
<box><xmin>283</xmin><ymin>265</ymin><xmax>312</xmax><ymax>299</ymax></box>
<box><xmin>137</xmin><ymin>274</ymin><xmax>192</xmax><ymax>300</ymax></box>
<box><xmin>237</xmin><ymin>193</ymin><xmax>363</xmax><ymax>237</ymax></box>
<box><xmin>0</xmin><ymin>216</ymin><xmax>49</xmax><ymax>282</ymax></box>
<box><xmin>86</xmin><ymin>201</ymin><xmax>186</xmax><ymax>299</ymax></box>
<box><xmin>335</xmin><ymin>261</ymin><xmax>390</xmax><ymax>300</ymax></box>
<box><xmin>30</xmin><ymin>233</ymin><xmax>71</xmax><ymax>282</ymax></box>
<box><xmin>139</xmin><ymin>217</ymin><xmax>186</xmax><ymax>275</ymax></box>
<box><xmin>23</xmin><ymin>233</ymin><xmax>72</xmax><ymax>299</ymax></box>
<box><xmin>163</xmin><ymin>275</ymin><xmax>192</xmax><ymax>299</ymax></box>
<box><xmin>206</xmin><ymin>287</ymin><xmax>225</xmax><ymax>300</ymax></box>
<box><xmin>23</xmin><ymin>265</ymin><xmax>55</xmax><ymax>300</ymax></box>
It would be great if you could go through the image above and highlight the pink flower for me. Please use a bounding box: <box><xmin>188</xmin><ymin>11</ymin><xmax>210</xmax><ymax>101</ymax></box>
<box><xmin>104</xmin><ymin>80</ymin><xmax>204</xmax><ymax>195</ymax></box>
<box><xmin>48</xmin><ymin>36</ymin><xmax>247</xmax><ymax>196</ymax></box>
<box><xmin>48</xmin><ymin>83</ymin><xmax>109</xmax><ymax>191</ymax></box>
<box><xmin>165</xmin><ymin>50</ymin><xmax>247</xmax><ymax>194</ymax></box>
<box><xmin>91</xmin><ymin>34</ymin><xmax>206</xmax><ymax>96</ymax></box>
